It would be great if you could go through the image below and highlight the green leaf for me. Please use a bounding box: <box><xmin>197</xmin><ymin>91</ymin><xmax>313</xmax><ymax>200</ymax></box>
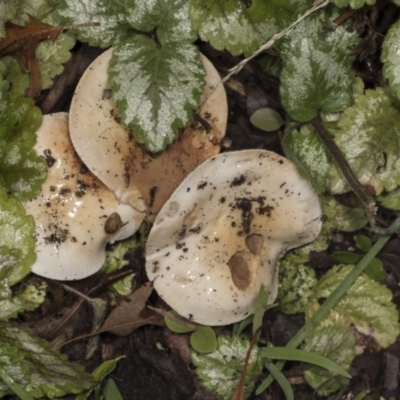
<box><xmin>12</xmin><ymin>1</ymin><xmax>76</xmax><ymax>91</ymax></box>
<box><xmin>259</xmin><ymin>346</ymin><xmax>351</xmax><ymax>378</ymax></box>
<box><xmin>331</xmin><ymin>251</ymin><xmax>361</xmax><ymax>264</ymax></box>
<box><xmin>0</xmin><ymin>0</ymin><xmax>23</xmax><ymax>38</ymax></box>
<box><xmin>0</xmin><ymin>90</ymin><xmax>46</xmax><ymax>199</ymax></box>
<box><xmin>0</xmin><ymin>321</ymin><xmax>95</xmax><ymax>398</ymax></box>
<box><xmin>0</xmin><ymin>189</ymin><xmax>36</xmax><ymax>286</ymax></box>
<box><xmin>250</xmin><ymin>108</ymin><xmax>284</xmax><ymax>132</ymax></box>
<box><xmin>283</xmin><ymin>124</ymin><xmax>331</xmax><ymax>192</ymax></box>
<box><xmin>190</xmin><ymin>325</ymin><xmax>217</xmax><ymax>353</ymax></box>
<box><xmin>253</xmin><ymin>285</ymin><xmax>273</xmax><ymax>336</ymax></box>
<box><xmin>56</xmin><ymin>0</ymin><xmax>132</xmax><ymax>47</ymax></box>
<box><xmin>382</xmin><ymin>19</ymin><xmax>400</xmax><ymax>102</ymax></box>
<box><xmin>0</xmin><ymin>248</ymin><xmax>31</xmax><ymax>319</ymax></box>
<box><xmin>102</xmin><ymin>379</ymin><xmax>123</xmax><ymax>400</ymax></box>
<box><xmin>278</xmin><ymin>258</ymin><xmax>317</xmax><ymax>314</ymax></box>
<box><xmin>280</xmin><ymin>36</ymin><xmax>354</xmax><ymax>122</ymax></box>
<box><xmin>164</xmin><ymin>310</ymin><xmax>197</xmax><ymax>334</ymax></box>
<box><xmin>190</xmin><ymin>0</ymin><xmax>312</xmax><ymax>56</ymax></box>
<box><xmin>76</xmin><ymin>356</ymin><xmax>125</xmax><ymax>400</ymax></box>
<box><xmin>333</xmin><ymin>0</ymin><xmax>375</xmax><ymax>8</ymax></box>
<box><xmin>378</xmin><ymin>187</ymin><xmax>400</xmax><ymax>210</ymax></box>
<box><xmin>121</xmin><ymin>0</ymin><xmax>197</xmax><ymax>44</ymax></box>
<box><xmin>264</xmin><ymin>360</ymin><xmax>294</xmax><ymax>400</ymax></box>
<box><xmin>0</xmin><ymin>56</ymin><xmax>29</xmax><ymax>96</ymax></box>
<box><xmin>0</xmin><ymin>369</ymin><xmax>34</xmax><ymax>400</ymax></box>
<box><xmin>192</xmin><ymin>336</ymin><xmax>263</xmax><ymax>399</ymax></box>
<box><xmin>311</xmin><ymin>264</ymin><xmax>400</xmax><ymax>348</ymax></box>
<box><xmin>333</xmin><ymin>200</ymin><xmax>368</xmax><ymax>232</ymax></box>
<box><xmin>329</xmin><ymin>88</ymin><xmax>400</xmax><ymax>195</ymax></box>
<box><xmin>355</xmin><ymin>235</ymin><xmax>372</xmax><ymax>252</ymax></box>
<box><xmin>364</xmin><ymin>258</ymin><xmax>386</xmax><ymax>282</ymax></box>
<box><xmin>101</xmin><ymin>235</ymin><xmax>142</xmax><ymax>296</ymax></box>
<box><xmin>0</xmin><ymin>93</ymin><xmax>42</xmax><ymax>147</ymax></box>
<box><xmin>0</xmin><ymin>142</ymin><xmax>47</xmax><ymax>200</ymax></box>
<box><xmin>109</xmin><ymin>37</ymin><xmax>205</xmax><ymax>152</ymax></box>
<box><xmin>256</xmin><ymin>217</ymin><xmax>400</xmax><ymax>395</ymax></box>
<box><xmin>302</xmin><ymin>325</ymin><xmax>355</xmax><ymax>396</ymax></box>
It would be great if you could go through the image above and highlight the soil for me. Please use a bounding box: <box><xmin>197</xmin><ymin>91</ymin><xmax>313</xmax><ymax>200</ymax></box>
<box><xmin>7</xmin><ymin>4</ymin><xmax>400</xmax><ymax>399</ymax></box>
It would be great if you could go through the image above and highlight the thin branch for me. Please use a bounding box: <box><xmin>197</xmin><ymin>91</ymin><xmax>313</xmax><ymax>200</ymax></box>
<box><xmin>199</xmin><ymin>0</ymin><xmax>330</xmax><ymax>109</ymax></box>
<box><xmin>310</xmin><ymin>115</ymin><xmax>376</xmax><ymax>219</ymax></box>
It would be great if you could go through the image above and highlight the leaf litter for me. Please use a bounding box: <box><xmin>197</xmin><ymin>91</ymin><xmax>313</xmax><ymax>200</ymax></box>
<box><xmin>1</xmin><ymin>1</ymin><xmax>400</xmax><ymax>399</ymax></box>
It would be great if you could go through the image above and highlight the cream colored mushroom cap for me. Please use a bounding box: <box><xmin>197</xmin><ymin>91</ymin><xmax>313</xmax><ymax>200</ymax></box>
<box><xmin>146</xmin><ymin>150</ymin><xmax>322</xmax><ymax>325</ymax></box>
<box><xmin>24</xmin><ymin>113</ymin><xmax>145</xmax><ymax>280</ymax></box>
<box><xmin>69</xmin><ymin>47</ymin><xmax>227</xmax><ymax>214</ymax></box>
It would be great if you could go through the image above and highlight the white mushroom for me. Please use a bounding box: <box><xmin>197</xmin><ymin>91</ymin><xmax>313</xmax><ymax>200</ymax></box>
<box><xmin>24</xmin><ymin>113</ymin><xmax>145</xmax><ymax>280</ymax></box>
<box><xmin>146</xmin><ymin>150</ymin><xmax>322</xmax><ymax>325</ymax></box>
<box><xmin>69</xmin><ymin>48</ymin><xmax>227</xmax><ymax>214</ymax></box>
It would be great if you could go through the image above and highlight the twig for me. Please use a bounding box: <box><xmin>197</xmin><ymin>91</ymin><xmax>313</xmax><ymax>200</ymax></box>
<box><xmin>310</xmin><ymin>114</ymin><xmax>376</xmax><ymax>220</ymax></box>
<box><xmin>199</xmin><ymin>0</ymin><xmax>330</xmax><ymax>109</ymax></box>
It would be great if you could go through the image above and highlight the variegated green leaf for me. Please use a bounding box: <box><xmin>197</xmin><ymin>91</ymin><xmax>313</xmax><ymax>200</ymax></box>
<box><xmin>329</xmin><ymin>88</ymin><xmax>400</xmax><ymax>195</ymax></box>
<box><xmin>190</xmin><ymin>0</ymin><xmax>312</xmax><ymax>56</ymax></box>
<box><xmin>109</xmin><ymin>37</ymin><xmax>205</xmax><ymax>152</ymax></box>
<box><xmin>121</xmin><ymin>0</ymin><xmax>196</xmax><ymax>44</ymax></box>
<box><xmin>382</xmin><ymin>18</ymin><xmax>400</xmax><ymax>102</ymax></box>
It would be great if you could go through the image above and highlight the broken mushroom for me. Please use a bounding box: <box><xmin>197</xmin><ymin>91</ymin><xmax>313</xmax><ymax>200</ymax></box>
<box><xmin>146</xmin><ymin>150</ymin><xmax>323</xmax><ymax>325</ymax></box>
<box><xmin>69</xmin><ymin>47</ymin><xmax>227</xmax><ymax>214</ymax></box>
<box><xmin>24</xmin><ymin>113</ymin><xmax>145</xmax><ymax>280</ymax></box>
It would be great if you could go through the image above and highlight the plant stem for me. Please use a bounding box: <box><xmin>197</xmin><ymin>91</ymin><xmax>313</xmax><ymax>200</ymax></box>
<box><xmin>256</xmin><ymin>216</ymin><xmax>400</xmax><ymax>395</ymax></box>
<box><xmin>310</xmin><ymin>115</ymin><xmax>376</xmax><ymax>219</ymax></box>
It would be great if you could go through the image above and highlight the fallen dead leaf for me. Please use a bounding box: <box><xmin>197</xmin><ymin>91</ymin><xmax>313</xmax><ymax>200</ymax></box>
<box><xmin>0</xmin><ymin>15</ymin><xmax>98</xmax><ymax>97</ymax></box>
<box><xmin>101</xmin><ymin>283</ymin><xmax>164</xmax><ymax>336</ymax></box>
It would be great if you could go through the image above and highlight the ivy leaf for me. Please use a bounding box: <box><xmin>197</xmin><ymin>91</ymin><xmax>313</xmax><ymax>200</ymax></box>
<box><xmin>109</xmin><ymin>37</ymin><xmax>205</xmax><ymax>152</ymax></box>
<box><xmin>280</xmin><ymin>36</ymin><xmax>354</xmax><ymax>122</ymax></box>
<box><xmin>56</xmin><ymin>0</ymin><xmax>132</xmax><ymax>47</ymax></box>
<box><xmin>192</xmin><ymin>336</ymin><xmax>263</xmax><ymax>399</ymax></box>
<box><xmin>329</xmin><ymin>89</ymin><xmax>400</xmax><ymax>195</ymax></box>
<box><xmin>0</xmin><ymin>189</ymin><xmax>36</xmax><ymax>286</ymax></box>
<box><xmin>302</xmin><ymin>325</ymin><xmax>355</xmax><ymax>396</ymax></box>
<box><xmin>310</xmin><ymin>264</ymin><xmax>400</xmax><ymax>349</ymax></box>
<box><xmin>0</xmin><ymin>321</ymin><xmax>95</xmax><ymax>398</ymax></box>
<box><xmin>122</xmin><ymin>0</ymin><xmax>197</xmax><ymax>44</ymax></box>
<box><xmin>382</xmin><ymin>19</ymin><xmax>400</xmax><ymax>102</ymax></box>
<box><xmin>190</xmin><ymin>0</ymin><xmax>312</xmax><ymax>56</ymax></box>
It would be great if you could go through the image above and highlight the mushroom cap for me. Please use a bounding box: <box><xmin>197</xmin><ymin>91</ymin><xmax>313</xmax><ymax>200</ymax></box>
<box><xmin>69</xmin><ymin>48</ymin><xmax>227</xmax><ymax>214</ymax></box>
<box><xmin>24</xmin><ymin>113</ymin><xmax>145</xmax><ymax>280</ymax></box>
<box><xmin>146</xmin><ymin>150</ymin><xmax>322</xmax><ymax>325</ymax></box>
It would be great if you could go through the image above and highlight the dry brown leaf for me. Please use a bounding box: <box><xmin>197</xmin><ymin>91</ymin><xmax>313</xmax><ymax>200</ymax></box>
<box><xmin>101</xmin><ymin>283</ymin><xmax>164</xmax><ymax>336</ymax></box>
<box><xmin>0</xmin><ymin>15</ymin><xmax>65</xmax><ymax>97</ymax></box>
<box><xmin>0</xmin><ymin>15</ymin><xmax>98</xmax><ymax>97</ymax></box>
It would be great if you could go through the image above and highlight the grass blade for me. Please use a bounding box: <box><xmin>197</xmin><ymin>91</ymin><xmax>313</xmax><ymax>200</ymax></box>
<box><xmin>260</xmin><ymin>347</ymin><xmax>351</xmax><ymax>378</ymax></box>
<box><xmin>256</xmin><ymin>216</ymin><xmax>400</xmax><ymax>395</ymax></box>
<box><xmin>0</xmin><ymin>369</ymin><xmax>35</xmax><ymax>400</ymax></box>
<box><xmin>264</xmin><ymin>360</ymin><xmax>294</xmax><ymax>400</ymax></box>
